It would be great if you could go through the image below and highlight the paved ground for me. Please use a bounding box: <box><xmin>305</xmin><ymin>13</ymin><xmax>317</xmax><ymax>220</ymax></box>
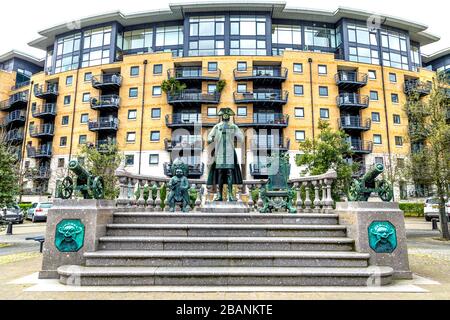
<box><xmin>0</xmin><ymin>217</ymin><xmax>449</xmax><ymax>299</ymax></box>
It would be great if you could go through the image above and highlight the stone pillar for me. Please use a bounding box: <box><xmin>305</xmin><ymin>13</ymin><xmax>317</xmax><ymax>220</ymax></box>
<box><xmin>335</xmin><ymin>201</ymin><xmax>412</xmax><ymax>279</ymax></box>
<box><xmin>39</xmin><ymin>199</ymin><xmax>116</xmax><ymax>279</ymax></box>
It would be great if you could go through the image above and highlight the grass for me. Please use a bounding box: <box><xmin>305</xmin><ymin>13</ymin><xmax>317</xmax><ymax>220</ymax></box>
<box><xmin>0</xmin><ymin>252</ymin><xmax>40</xmax><ymax>265</ymax></box>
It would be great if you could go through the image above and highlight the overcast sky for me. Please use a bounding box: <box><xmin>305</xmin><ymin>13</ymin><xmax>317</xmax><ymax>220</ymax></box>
<box><xmin>1</xmin><ymin>0</ymin><xmax>448</xmax><ymax>58</ymax></box>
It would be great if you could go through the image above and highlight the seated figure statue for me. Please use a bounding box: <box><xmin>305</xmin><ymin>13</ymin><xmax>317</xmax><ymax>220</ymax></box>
<box><xmin>167</xmin><ymin>159</ymin><xmax>190</xmax><ymax>212</ymax></box>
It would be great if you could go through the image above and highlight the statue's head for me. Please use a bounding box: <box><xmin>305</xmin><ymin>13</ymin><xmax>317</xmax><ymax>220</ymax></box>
<box><xmin>171</xmin><ymin>158</ymin><xmax>188</xmax><ymax>176</ymax></box>
<box><xmin>217</xmin><ymin>107</ymin><xmax>235</xmax><ymax>122</ymax></box>
<box><xmin>373</xmin><ymin>225</ymin><xmax>392</xmax><ymax>243</ymax></box>
<box><xmin>175</xmin><ymin>168</ymin><xmax>183</xmax><ymax>177</ymax></box>
<box><xmin>57</xmin><ymin>222</ymin><xmax>82</xmax><ymax>241</ymax></box>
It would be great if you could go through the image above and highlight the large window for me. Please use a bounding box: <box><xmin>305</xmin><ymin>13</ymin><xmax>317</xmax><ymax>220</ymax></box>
<box><xmin>189</xmin><ymin>40</ymin><xmax>224</xmax><ymax>56</ymax></box>
<box><xmin>380</xmin><ymin>28</ymin><xmax>409</xmax><ymax>70</ymax></box>
<box><xmin>189</xmin><ymin>16</ymin><xmax>224</xmax><ymax>37</ymax></box>
<box><xmin>230</xmin><ymin>39</ymin><xmax>266</xmax><ymax>56</ymax></box>
<box><xmin>155</xmin><ymin>25</ymin><xmax>183</xmax><ymax>47</ymax></box>
<box><xmin>304</xmin><ymin>26</ymin><xmax>336</xmax><ymax>48</ymax></box>
<box><xmin>410</xmin><ymin>44</ymin><xmax>421</xmax><ymax>71</ymax></box>
<box><xmin>83</xmin><ymin>26</ymin><xmax>111</xmax><ymax>49</ymax></box>
<box><xmin>349</xmin><ymin>46</ymin><xmax>379</xmax><ymax>65</ymax></box>
<box><xmin>347</xmin><ymin>23</ymin><xmax>378</xmax><ymax>46</ymax></box>
<box><xmin>272</xmin><ymin>24</ymin><xmax>301</xmax><ymax>45</ymax></box>
<box><xmin>230</xmin><ymin>15</ymin><xmax>266</xmax><ymax>36</ymax></box>
<box><xmin>54</xmin><ymin>33</ymin><xmax>81</xmax><ymax>73</ymax></box>
<box><xmin>122</xmin><ymin>28</ymin><xmax>153</xmax><ymax>52</ymax></box>
<box><xmin>81</xmin><ymin>49</ymin><xmax>110</xmax><ymax>67</ymax></box>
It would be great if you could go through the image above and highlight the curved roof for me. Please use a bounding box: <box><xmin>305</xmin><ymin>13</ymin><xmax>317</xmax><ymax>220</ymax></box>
<box><xmin>0</xmin><ymin>50</ymin><xmax>44</xmax><ymax>66</ymax></box>
<box><xmin>422</xmin><ymin>47</ymin><xmax>450</xmax><ymax>64</ymax></box>
<box><xmin>28</xmin><ymin>1</ymin><xmax>440</xmax><ymax>50</ymax></box>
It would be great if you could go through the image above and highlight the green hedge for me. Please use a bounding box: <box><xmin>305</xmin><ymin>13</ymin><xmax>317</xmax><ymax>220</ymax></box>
<box><xmin>399</xmin><ymin>203</ymin><xmax>424</xmax><ymax>217</ymax></box>
<box><xmin>18</xmin><ymin>203</ymin><xmax>32</xmax><ymax>212</ymax></box>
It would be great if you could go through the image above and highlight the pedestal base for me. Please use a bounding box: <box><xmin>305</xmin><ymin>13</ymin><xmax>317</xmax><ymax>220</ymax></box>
<box><xmin>201</xmin><ymin>201</ymin><xmax>250</xmax><ymax>213</ymax></box>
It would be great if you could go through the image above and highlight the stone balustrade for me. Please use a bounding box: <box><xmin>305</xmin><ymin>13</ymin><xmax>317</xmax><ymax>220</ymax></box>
<box><xmin>115</xmin><ymin>169</ymin><xmax>337</xmax><ymax>213</ymax></box>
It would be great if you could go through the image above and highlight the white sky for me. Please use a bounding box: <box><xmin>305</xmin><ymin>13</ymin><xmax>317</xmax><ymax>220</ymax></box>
<box><xmin>1</xmin><ymin>0</ymin><xmax>448</xmax><ymax>59</ymax></box>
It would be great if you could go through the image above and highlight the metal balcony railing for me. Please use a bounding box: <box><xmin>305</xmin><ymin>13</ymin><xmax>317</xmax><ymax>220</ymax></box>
<box><xmin>164</xmin><ymin>162</ymin><xmax>204</xmax><ymax>177</ymax></box>
<box><xmin>249</xmin><ymin>162</ymin><xmax>270</xmax><ymax>176</ymax></box>
<box><xmin>338</xmin><ymin>116</ymin><xmax>371</xmax><ymax>131</ymax></box>
<box><xmin>165</xmin><ymin>114</ymin><xmax>219</xmax><ymax>127</ymax></box>
<box><xmin>233</xmin><ymin>89</ymin><xmax>288</xmax><ymax>105</ymax></box>
<box><xmin>11</xmin><ymin>81</ymin><xmax>30</xmax><ymax>91</ymax></box>
<box><xmin>30</xmin><ymin>124</ymin><xmax>54</xmax><ymax>138</ymax></box>
<box><xmin>164</xmin><ymin>138</ymin><xmax>204</xmax><ymax>151</ymax></box>
<box><xmin>32</xmin><ymin>103</ymin><xmax>57</xmax><ymax>118</ymax></box>
<box><xmin>336</xmin><ymin>93</ymin><xmax>369</xmax><ymax>109</ymax></box>
<box><xmin>27</xmin><ymin>145</ymin><xmax>52</xmax><ymax>158</ymax></box>
<box><xmin>233</xmin><ymin>66</ymin><xmax>288</xmax><ymax>82</ymax></box>
<box><xmin>250</xmin><ymin>137</ymin><xmax>290</xmax><ymax>150</ymax></box>
<box><xmin>234</xmin><ymin>113</ymin><xmax>289</xmax><ymax>127</ymax></box>
<box><xmin>91</xmin><ymin>74</ymin><xmax>122</xmax><ymax>88</ymax></box>
<box><xmin>168</xmin><ymin>67</ymin><xmax>221</xmax><ymax>81</ymax></box>
<box><xmin>5</xmin><ymin>129</ymin><xmax>24</xmax><ymax>143</ymax></box>
<box><xmin>167</xmin><ymin>90</ymin><xmax>221</xmax><ymax>104</ymax></box>
<box><xmin>26</xmin><ymin>167</ymin><xmax>51</xmax><ymax>180</ymax></box>
<box><xmin>88</xmin><ymin>118</ymin><xmax>119</xmax><ymax>131</ymax></box>
<box><xmin>349</xmin><ymin>140</ymin><xmax>373</xmax><ymax>153</ymax></box>
<box><xmin>90</xmin><ymin>94</ymin><xmax>120</xmax><ymax>110</ymax></box>
<box><xmin>404</xmin><ymin>79</ymin><xmax>432</xmax><ymax>96</ymax></box>
<box><xmin>335</xmin><ymin>71</ymin><xmax>368</xmax><ymax>88</ymax></box>
<box><xmin>0</xmin><ymin>92</ymin><xmax>28</xmax><ymax>111</ymax></box>
<box><xmin>2</xmin><ymin>110</ymin><xmax>26</xmax><ymax>126</ymax></box>
<box><xmin>34</xmin><ymin>83</ymin><xmax>58</xmax><ymax>98</ymax></box>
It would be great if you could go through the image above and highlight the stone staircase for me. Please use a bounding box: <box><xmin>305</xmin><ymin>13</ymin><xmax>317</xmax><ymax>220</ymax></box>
<box><xmin>57</xmin><ymin>211</ymin><xmax>394</xmax><ymax>286</ymax></box>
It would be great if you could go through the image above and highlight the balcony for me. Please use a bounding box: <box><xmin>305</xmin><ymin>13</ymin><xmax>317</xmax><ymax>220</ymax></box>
<box><xmin>34</xmin><ymin>83</ymin><xmax>58</xmax><ymax>99</ymax></box>
<box><xmin>250</xmin><ymin>137</ymin><xmax>290</xmax><ymax>151</ymax></box>
<box><xmin>164</xmin><ymin>162</ymin><xmax>204</xmax><ymax>178</ymax></box>
<box><xmin>32</xmin><ymin>103</ymin><xmax>57</xmax><ymax>119</ymax></box>
<box><xmin>90</xmin><ymin>95</ymin><xmax>120</xmax><ymax>111</ymax></box>
<box><xmin>336</xmin><ymin>93</ymin><xmax>369</xmax><ymax>110</ymax></box>
<box><xmin>0</xmin><ymin>92</ymin><xmax>28</xmax><ymax>111</ymax></box>
<box><xmin>30</xmin><ymin>124</ymin><xmax>54</xmax><ymax>138</ymax></box>
<box><xmin>26</xmin><ymin>167</ymin><xmax>51</xmax><ymax>180</ymax></box>
<box><xmin>350</xmin><ymin>140</ymin><xmax>373</xmax><ymax>154</ymax></box>
<box><xmin>404</xmin><ymin>80</ymin><xmax>431</xmax><ymax>97</ymax></box>
<box><xmin>164</xmin><ymin>138</ymin><xmax>204</xmax><ymax>151</ymax></box>
<box><xmin>26</xmin><ymin>145</ymin><xmax>52</xmax><ymax>158</ymax></box>
<box><xmin>95</xmin><ymin>139</ymin><xmax>117</xmax><ymax>153</ymax></box>
<box><xmin>338</xmin><ymin>116</ymin><xmax>371</xmax><ymax>132</ymax></box>
<box><xmin>233</xmin><ymin>66</ymin><xmax>288</xmax><ymax>84</ymax></box>
<box><xmin>88</xmin><ymin>118</ymin><xmax>119</xmax><ymax>132</ymax></box>
<box><xmin>233</xmin><ymin>90</ymin><xmax>288</xmax><ymax>106</ymax></box>
<box><xmin>11</xmin><ymin>81</ymin><xmax>30</xmax><ymax>91</ymax></box>
<box><xmin>91</xmin><ymin>74</ymin><xmax>122</xmax><ymax>90</ymax></box>
<box><xmin>249</xmin><ymin>162</ymin><xmax>269</xmax><ymax>176</ymax></box>
<box><xmin>2</xmin><ymin>110</ymin><xmax>26</xmax><ymax>127</ymax></box>
<box><xmin>168</xmin><ymin>67</ymin><xmax>221</xmax><ymax>82</ymax></box>
<box><xmin>235</xmin><ymin>113</ymin><xmax>289</xmax><ymax>128</ymax></box>
<box><xmin>5</xmin><ymin>129</ymin><xmax>24</xmax><ymax>144</ymax></box>
<box><xmin>335</xmin><ymin>71</ymin><xmax>368</xmax><ymax>89</ymax></box>
<box><xmin>167</xmin><ymin>90</ymin><xmax>221</xmax><ymax>106</ymax></box>
<box><xmin>165</xmin><ymin>114</ymin><xmax>219</xmax><ymax>128</ymax></box>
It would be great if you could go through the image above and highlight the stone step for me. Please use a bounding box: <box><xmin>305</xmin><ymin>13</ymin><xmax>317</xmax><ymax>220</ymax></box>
<box><xmin>84</xmin><ymin>250</ymin><xmax>369</xmax><ymax>268</ymax></box>
<box><xmin>106</xmin><ymin>224</ymin><xmax>347</xmax><ymax>238</ymax></box>
<box><xmin>98</xmin><ymin>236</ymin><xmax>354</xmax><ymax>251</ymax></box>
<box><xmin>113</xmin><ymin>212</ymin><xmax>339</xmax><ymax>225</ymax></box>
<box><xmin>57</xmin><ymin>265</ymin><xmax>393</xmax><ymax>286</ymax></box>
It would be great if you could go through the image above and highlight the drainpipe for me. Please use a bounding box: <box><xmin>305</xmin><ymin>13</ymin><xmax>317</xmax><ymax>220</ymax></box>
<box><xmin>308</xmin><ymin>58</ymin><xmax>315</xmax><ymax>140</ymax></box>
<box><xmin>18</xmin><ymin>80</ymin><xmax>34</xmax><ymax>203</ymax></box>
<box><xmin>138</xmin><ymin>60</ymin><xmax>148</xmax><ymax>175</ymax></box>
<box><xmin>67</xmin><ymin>68</ymin><xmax>81</xmax><ymax>169</ymax></box>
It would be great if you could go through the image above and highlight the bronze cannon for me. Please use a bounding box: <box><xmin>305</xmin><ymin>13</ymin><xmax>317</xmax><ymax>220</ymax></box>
<box><xmin>59</xmin><ymin>159</ymin><xmax>104</xmax><ymax>199</ymax></box>
<box><xmin>348</xmin><ymin>163</ymin><xmax>393</xmax><ymax>202</ymax></box>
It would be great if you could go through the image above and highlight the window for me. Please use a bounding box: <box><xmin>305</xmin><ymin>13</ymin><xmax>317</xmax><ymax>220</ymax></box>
<box><xmin>129</xmin><ymin>88</ymin><xmax>138</xmax><ymax>98</ymax></box>
<box><xmin>395</xmin><ymin>136</ymin><xmax>403</xmax><ymax>146</ymax></box>
<box><xmin>149</xmin><ymin>154</ymin><xmax>159</xmax><ymax>165</ymax></box>
<box><xmin>153</xmin><ymin>64</ymin><xmax>162</xmax><ymax>74</ymax></box>
<box><xmin>272</xmin><ymin>24</ymin><xmax>302</xmax><ymax>48</ymax></box>
<box><xmin>60</xmin><ymin>136</ymin><xmax>67</xmax><ymax>147</ymax></box>
<box><xmin>208</xmin><ymin>62</ymin><xmax>217</xmax><ymax>72</ymax></box>
<box><xmin>237</xmin><ymin>62</ymin><xmax>247</xmax><ymax>71</ymax></box>
<box><xmin>81</xmin><ymin>49</ymin><xmax>110</xmax><ymax>68</ymax></box>
<box><xmin>58</xmin><ymin>158</ymin><xmax>65</xmax><ymax>168</ymax></box>
<box><xmin>295</xmin><ymin>107</ymin><xmax>304</xmax><ymax>118</ymax></box>
<box><xmin>152</xmin><ymin>86</ymin><xmax>161</xmax><ymax>96</ymax></box>
<box><xmin>294</xmin><ymin>85</ymin><xmax>304</xmax><ymax>96</ymax></box>
<box><xmin>397</xmin><ymin>158</ymin><xmax>405</xmax><ymax>168</ymax></box>
<box><xmin>370</xmin><ymin>91</ymin><xmax>378</xmax><ymax>100</ymax></box>
<box><xmin>373</xmin><ymin>134</ymin><xmax>382</xmax><ymax>144</ymax></box>
<box><xmin>391</xmin><ymin>93</ymin><xmax>399</xmax><ymax>103</ymax></box>
<box><xmin>348</xmin><ymin>46</ymin><xmax>379</xmax><ymax>65</ymax></box>
<box><xmin>319</xmin><ymin>86</ymin><xmax>328</xmax><ymax>97</ymax></box>
<box><xmin>80</xmin><ymin>113</ymin><xmax>88</xmax><ymax>123</ymax></box>
<box><xmin>82</xmin><ymin>93</ymin><xmax>90</xmax><ymax>102</ymax></box>
<box><xmin>304</xmin><ymin>26</ymin><xmax>336</xmax><ymax>48</ymax></box>
<box><xmin>368</xmin><ymin>70</ymin><xmax>377</xmax><ymax>79</ymax></box>
<box><xmin>54</xmin><ymin>32</ymin><xmax>81</xmax><ymax>73</ymax></box>
<box><xmin>389</xmin><ymin>73</ymin><xmax>397</xmax><ymax>82</ymax></box>
<box><xmin>66</xmin><ymin>76</ymin><xmax>73</xmax><ymax>86</ymax></box>
<box><xmin>125</xmin><ymin>155</ymin><xmax>134</xmax><ymax>166</ymax></box>
<box><xmin>393</xmin><ymin>114</ymin><xmax>401</xmax><ymax>124</ymax></box>
<box><xmin>128</xmin><ymin>109</ymin><xmax>137</xmax><ymax>120</ymax></box>
<box><xmin>207</xmin><ymin>84</ymin><xmax>217</xmax><ymax>94</ymax></box>
<box><xmin>293</xmin><ymin>63</ymin><xmax>303</xmax><ymax>73</ymax></box>
<box><xmin>84</xmin><ymin>72</ymin><xmax>92</xmax><ymax>82</ymax></box>
<box><xmin>189</xmin><ymin>39</ymin><xmax>225</xmax><ymax>56</ymax></box>
<box><xmin>64</xmin><ymin>95</ymin><xmax>71</xmax><ymax>105</ymax></box>
<box><xmin>320</xmin><ymin>108</ymin><xmax>329</xmax><ymax>119</ymax></box>
<box><xmin>151</xmin><ymin>108</ymin><xmax>161</xmax><ymax>119</ymax></box>
<box><xmin>375</xmin><ymin>157</ymin><xmax>384</xmax><ymax>164</ymax></box>
<box><xmin>372</xmin><ymin>112</ymin><xmax>381</xmax><ymax>122</ymax></box>
<box><xmin>207</xmin><ymin>107</ymin><xmax>217</xmax><ymax>116</ymax></box>
<box><xmin>230</xmin><ymin>15</ymin><xmax>266</xmax><ymax>36</ymax></box>
<box><xmin>130</xmin><ymin>66</ymin><xmax>139</xmax><ymax>76</ymax></box>
<box><xmin>126</xmin><ymin>132</ymin><xmax>136</xmax><ymax>143</ymax></box>
<box><xmin>79</xmin><ymin>135</ymin><xmax>87</xmax><ymax>144</ymax></box>
<box><xmin>237</xmin><ymin>84</ymin><xmax>247</xmax><ymax>93</ymax></box>
<box><xmin>122</xmin><ymin>28</ymin><xmax>153</xmax><ymax>52</ymax></box>
<box><xmin>155</xmin><ymin>25</ymin><xmax>184</xmax><ymax>47</ymax></box>
<box><xmin>61</xmin><ymin>116</ymin><xmax>69</xmax><ymax>126</ymax></box>
<box><xmin>295</xmin><ymin>130</ymin><xmax>305</xmax><ymax>141</ymax></box>
<box><xmin>318</xmin><ymin>65</ymin><xmax>327</xmax><ymax>75</ymax></box>
<box><xmin>237</xmin><ymin>106</ymin><xmax>247</xmax><ymax>116</ymax></box>
<box><xmin>190</xmin><ymin>16</ymin><xmax>225</xmax><ymax>36</ymax></box>
<box><xmin>150</xmin><ymin>131</ymin><xmax>160</xmax><ymax>141</ymax></box>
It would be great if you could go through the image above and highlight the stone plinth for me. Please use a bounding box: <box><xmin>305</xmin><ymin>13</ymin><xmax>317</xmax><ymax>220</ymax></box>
<box><xmin>335</xmin><ymin>201</ymin><xmax>412</xmax><ymax>279</ymax></box>
<box><xmin>201</xmin><ymin>201</ymin><xmax>250</xmax><ymax>213</ymax></box>
<box><xmin>39</xmin><ymin>199</ymin><xmax>115</xmax><ymax>279</ymax></box>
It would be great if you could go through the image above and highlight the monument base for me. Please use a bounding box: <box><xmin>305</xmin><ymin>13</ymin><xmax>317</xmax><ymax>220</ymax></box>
<box><xmin>201</xmin><ymin>201</ymin><xmax>250</xmax><ymax>213</ymax></box>
<box><xmin>335</xmin><ymin>201</ymin><xmax>412</xmax><ymax>279</ymax></box>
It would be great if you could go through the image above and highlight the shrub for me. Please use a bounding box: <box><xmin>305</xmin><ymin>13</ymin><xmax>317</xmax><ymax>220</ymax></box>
<box><xmin>18</xmin><ymin>203</ymin><xmax>32</xmax><ymax>212</ymax></box>
<box><xmin>399</xmin><ymin>203</ymin><xmax>424</xmax><ymax>217</ymax></box>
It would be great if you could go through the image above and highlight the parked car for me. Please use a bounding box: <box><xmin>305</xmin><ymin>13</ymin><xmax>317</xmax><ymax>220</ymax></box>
<box><xmin>27</xmin><ymin>202</ymin><xmax>53</xmax><ymax>222</ymax></box>
<box><xmin>424</xmin><ymin>197</ymin><xmax>450</xmax><ymax>221</ymax></box>
<box><xmin>0</xmin><ymin>204</ymin><xmax>24</xmax><ymax>224</ymax></box>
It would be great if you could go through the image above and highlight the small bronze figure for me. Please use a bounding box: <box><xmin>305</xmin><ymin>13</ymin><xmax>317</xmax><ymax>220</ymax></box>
<box><xmin>167</xmin><ymin>159</ymin><xmax>191</xmax><ymax>212</ymax></box>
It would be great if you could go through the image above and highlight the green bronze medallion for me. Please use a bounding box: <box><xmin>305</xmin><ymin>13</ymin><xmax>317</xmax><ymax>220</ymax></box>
<box><xmin>368</xmin><ymin>221</ymin><xmax>397</xmax><ymax>253</ymax></box>
<box><xmin>55</xmin><ymin>219</ymin><xmax>85</xmax><ymax>252</ymax></box>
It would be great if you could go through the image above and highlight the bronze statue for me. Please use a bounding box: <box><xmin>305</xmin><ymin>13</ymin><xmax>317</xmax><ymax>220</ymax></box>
<box><xmin>348</xmin><ymin>163</ymin><xmax>393</xmax><ymax>202</ymax></box>
<box><xmin>59</xmin><ymin>159</ymin><xmax>104</xmax><ymax>199</ymax></box>
<box><xmin>206</xmin><ymin>108</ymin><xmax>243</xmax><ymax>201</ymax></box>
<box><xmin>167</xmin><ymin>159</ymin><xmax>190</xmax><ymax>212</ymax></box>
